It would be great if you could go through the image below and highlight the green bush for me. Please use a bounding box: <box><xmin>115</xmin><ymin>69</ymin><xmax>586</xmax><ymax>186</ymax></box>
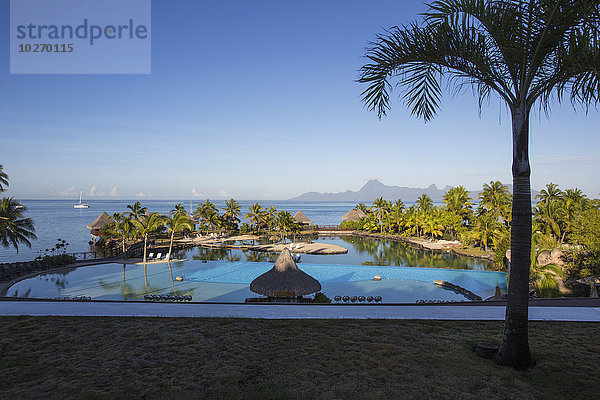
<box><xmin>312</xmin><ymin>292</ymin><xmax>332</xmax><ymax>303</ymax></box>
<box><xmin>563</xmin><ymin>249</ymin><xmax>600</xmax><ymax>280</ymax></box>
<box><xmin>339</xmin><ymin>220</ymin><xmax>362</xmax><ymax>230</ymax></box>
<box><xmin>239</xmin><ymin>223</ymin><xmax>253</xmax><ymax>234</ymax></box>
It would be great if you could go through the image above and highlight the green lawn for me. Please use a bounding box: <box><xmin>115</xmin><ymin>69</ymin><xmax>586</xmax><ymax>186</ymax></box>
<box><xmin>1</xmin><ymin>317</ymin><xmax>598</xmax><ymax>399</ymax></box>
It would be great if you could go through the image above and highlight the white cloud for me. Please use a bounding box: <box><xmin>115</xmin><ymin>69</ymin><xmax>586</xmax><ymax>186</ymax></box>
<box><xmin>59</xmin><ymin>186</ymin><xmax>78</xmax><ymax>196</ymax></box>
<box><xmin>136</xmin><ymin>191</ymin><xmax>152</xmax><ymax>198</ymax></box>
<box><xmin>191</xmin><ymin>188</ymin><xmax>205</xmax><ymax>198</ymax></box>
<box><xmin>88</xmin><ymin>186</ymin><xmax>119</xmax><ymax>197</ymax></box>
<box><xmin>218</xmin><ymin>189</ymin><xmax>230</xmax><ymax>198</ymax></box>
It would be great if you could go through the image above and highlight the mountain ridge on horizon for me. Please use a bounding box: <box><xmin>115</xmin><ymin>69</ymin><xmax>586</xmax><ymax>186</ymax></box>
<box><xmin>289</xmin><ymin>179</ymin><xmax>534</xmax><ymax>203</ymax></box>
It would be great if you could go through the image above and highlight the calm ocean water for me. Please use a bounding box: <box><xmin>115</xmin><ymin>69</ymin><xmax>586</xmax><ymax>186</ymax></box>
<box><xmin>0</xmin><ymin>199</ymin><xmax>359</xmax><ymax>263</ymax></box>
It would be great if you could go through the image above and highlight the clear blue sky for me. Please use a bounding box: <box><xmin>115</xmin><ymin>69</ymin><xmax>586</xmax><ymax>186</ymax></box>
<box><xmin>2</xmin><ymin>0</ymin><xmax>599</xmax><ymax>200</ymax></box>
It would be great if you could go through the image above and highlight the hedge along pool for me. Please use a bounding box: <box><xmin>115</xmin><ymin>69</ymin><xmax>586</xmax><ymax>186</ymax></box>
<box><xmin>6</xmin><ymin>259</ymin><xmax>507</xmax><ymax>303</ymax></box>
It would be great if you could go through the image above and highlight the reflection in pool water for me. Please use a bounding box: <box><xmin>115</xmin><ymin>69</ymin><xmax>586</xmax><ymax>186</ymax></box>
<box><xmin>186</xmin><ymin>235</ymin><xmax>491</xmax><ymax>270</ymax></box>
<box><xmin>7</xmin><ymin>258</ymin><xmax>506</xmax><ymax>303</ymax></box>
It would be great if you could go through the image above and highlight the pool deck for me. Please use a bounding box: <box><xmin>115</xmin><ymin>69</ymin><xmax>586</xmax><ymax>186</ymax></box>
<box><xmin>1</xmin><ymin>299</ymin><xmax>599</xmax><ymax>321</ymax></box>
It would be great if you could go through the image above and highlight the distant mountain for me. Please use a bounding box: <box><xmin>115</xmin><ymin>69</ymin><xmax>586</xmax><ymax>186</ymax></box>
<box><xmin>289</xmin><ymin>180</ymin><xmax>539</xmax><ymax>203</ymax></box>
<box><xmin>290</xmin><ymin>180</ymin><xmax>452</xmax><ymax>202</ymax></box>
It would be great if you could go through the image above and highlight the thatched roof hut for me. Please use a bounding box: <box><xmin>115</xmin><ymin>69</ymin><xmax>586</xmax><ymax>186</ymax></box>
<box><xmin>87</xmin><ymin>212</ymin><xmax>114</xmax><ymax>236</ymax></box>
<box><xmin>293</xmin><ymin>210</ymin><xmax>312</xmax><ymax>225</ymax></box>
<box><xmin>342</xmin><ymin>209</ymin><xmax>367</xmax><ymax>222</ymax></box>
<box><xmin>250</xmin><ymin>248</ymin><xmax>321</xmax><ymax>297</ymax></box>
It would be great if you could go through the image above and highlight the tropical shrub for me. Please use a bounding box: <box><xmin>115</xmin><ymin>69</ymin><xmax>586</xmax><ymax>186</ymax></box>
<box><xmin>312</xmin><ymin>292</ymin><xmax>332</xmax><ymax>303</ymax></box>
<box><xmin>339</xmin><ymin>220</ymin><xmax>362</xmax><ymax>230</ymax></box>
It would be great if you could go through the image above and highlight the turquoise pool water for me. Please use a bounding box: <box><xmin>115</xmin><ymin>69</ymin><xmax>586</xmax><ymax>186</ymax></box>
<box><xmin>6</xmin><ymin>259</ymin><xmax>507</xmax><ymax>303</ymax></box>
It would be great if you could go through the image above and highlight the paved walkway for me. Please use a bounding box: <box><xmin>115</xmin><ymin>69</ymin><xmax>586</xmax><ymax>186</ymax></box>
<box><xmin>1</xmin><ymin>301</ymin><xmax>599</xmax><ymax>321</ymax></box>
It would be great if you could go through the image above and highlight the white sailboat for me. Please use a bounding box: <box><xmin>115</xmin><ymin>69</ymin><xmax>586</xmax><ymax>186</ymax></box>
<box><xmin>74</xmin><ymin>191</ymin><xmax>89</xmax><ymax>208</ymax></box>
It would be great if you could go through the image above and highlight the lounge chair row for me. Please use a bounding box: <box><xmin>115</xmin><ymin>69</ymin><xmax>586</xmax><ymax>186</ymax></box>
<box><xmin>333</xmin><ymin>295</ymin><xmax>382</xmax><ymax>303</ymax></box>
<box><xmin>53</xmin><ymin>296</ymin><xmax>92</xmax><ymax>301</ymax></box>
<box><xmin>0</xmin><ymin>261</ymin><xmax>59</xmax><ymax>282</ymax></box>
<box><xmin>144</xmin><ymin>294</ymin><xmax>192</xmax><ymax>302</ymax></box>
<box><xmin>146</xmin><ymin>252</ymin><xmax>170</xmax><ymax>261</ymax></box>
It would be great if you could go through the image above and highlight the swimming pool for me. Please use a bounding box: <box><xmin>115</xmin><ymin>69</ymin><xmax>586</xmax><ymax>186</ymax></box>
<box><xmin>6</xmin><ymin>259</ymin><xmax>507</xmax><ymax>303</ymax></box>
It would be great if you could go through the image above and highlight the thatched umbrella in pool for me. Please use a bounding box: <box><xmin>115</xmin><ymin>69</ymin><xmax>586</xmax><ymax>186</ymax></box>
<box><xmin>293</xmin><ymin>210</ymin><xmax>312</xmax><ymax>225</ymax></box>
<box><xmin>87</xmin><ymin>212</ymin><xmax>114</xmax><ymax>238</ymax></box>
<box><xmin>342</xmin><ymin>209</ymin><xmax>367</xmax><ymax>223</ymax></box>
<box><xmin>250</xmin><ymin>248</ymin><xmax>321</xmax><ymax>297</ymax></box>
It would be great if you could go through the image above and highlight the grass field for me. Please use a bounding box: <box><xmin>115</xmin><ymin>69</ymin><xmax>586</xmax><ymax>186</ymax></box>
<box><xmin>1</xmin><ymin>317</ymin><xmax>598</xmax><ymax>399</ymax></box>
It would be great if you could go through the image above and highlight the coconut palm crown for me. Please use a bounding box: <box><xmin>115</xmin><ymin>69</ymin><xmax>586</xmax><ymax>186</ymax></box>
<box><xmin>359</xmin><ymin>0</ymin><xmax>599</xmax><ymax>369</ymax></box>
<box><xmin>0</xmin><ymin>197</ymin><xmax>37</xmax><ymax>253</ymax></box>
<box><xmin>0</xmin><ymin>164</ymin><xmax>8</xmax><ymax>192</ymax></box>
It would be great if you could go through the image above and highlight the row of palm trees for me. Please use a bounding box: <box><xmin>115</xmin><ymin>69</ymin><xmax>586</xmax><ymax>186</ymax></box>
<box><xmin>104</xmin><ymin>199</ymin><xmax>309</xmax><ymax>262</ymax></box>
<box><xmin>194</xmin><ymin>199</ymin><xmax>304</xmax><ymax>243</ymax></box>
<box><xmin>103</xmin><ymin>202</ymin><xmax>194</xmax><ymax>264</ymax></box>
<box><xmin>347</xmin><ymin>181</ymin><xmax>599</xmax><ymax>256</ymax></box>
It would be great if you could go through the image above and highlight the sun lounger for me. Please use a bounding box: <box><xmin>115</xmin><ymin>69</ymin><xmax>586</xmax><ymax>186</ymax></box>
<box><xmin>155</xmin><ymin>253</ymin><xmax>162</xmax><ymax>260</ymax></box>
<box><xmin>148</xmin><ymin>252</ymin><xmax>154</xmax><ymax>259</ymax></box>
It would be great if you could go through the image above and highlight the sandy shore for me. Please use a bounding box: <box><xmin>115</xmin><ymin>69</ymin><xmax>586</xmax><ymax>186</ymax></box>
<box><xmin>248</xmin><ymin>242</ymin><xmax>348</xmax><ymax>255</ymax></box>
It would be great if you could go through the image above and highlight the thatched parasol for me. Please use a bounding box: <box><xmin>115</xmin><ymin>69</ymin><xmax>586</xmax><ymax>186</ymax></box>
<box><xmin>87</xmin><ymin>212</ymin><xmax>114</xmax><ymax>237</ymax></box>
<box><xmin>87</xmin><ymin>212</ymin><xmax>113</xmax><ymax>230</ymax></box>
<box><xmin>342</xmin><ymin>209</ymin><xmax>367</xmax><ymax>222</ymax></box>
<box><xmin>293</xmin><ymin>210</ymin><xmax>312</xmax><ymax>225</ymax></box>
<box><xmin>250</xmin><ymin>248</ymin><xmax>321</xmax><ymax>297</ymax></box>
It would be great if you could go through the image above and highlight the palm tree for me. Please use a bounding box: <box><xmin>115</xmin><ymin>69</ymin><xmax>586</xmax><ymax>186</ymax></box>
<box><xmin>132</xmin><ymin>212</ymin><xmax>165</xmax><ymax>264</ymax></box>
<box><xmin>173</xmin><ymin>203</ymin><xmax>186</xmax><ymax>214</ymax></box>
<box><xmin>473</xmin><ymin>212</ymin><xmax>502</xmax><ymax>252</ymax></box>
<box><xmin>536</xmin><ymin>182</ymin><xmax>563</xmax><ymax>206</ymax></box>
<box><xmin>423</xmin><ymin>213</ymin><xmax>444</xmax><ymax>239</ymax></box>
<box><xmin>126</xmin><ymin>201</ymin><xmax>148</xmax><ymax>222</ymax></box>
<box><xmin>276</xmin><ymin>211</ymin><xmax>294</xmax><ymax>243</ymax></box>
<box><xmin>0</xmin><ymin>197</ymin><xmax>36</xmax><ymax>253</ymax></box>
<box><xmin>479</xmin><ymin>181</ymin><xmax>512</xmax><ymax>223</ymax></box>
<box><xmin>194</xmin><ymin>200</ymin><xmax>218</xmax><ymax>232</ymax></box>
<box><xmin>372</xmin><ymin>197</ymin><xmax>389</xmax><ymax>233</ymax></box>
<box><xmin>221</xmin><ymin>198</ymin><xmax>241</xmax><ymax>231</ymax></box>
<box><xmin>164</xmin><ymin>213</ymin><xmax>194</xmax><ymax>261</ymax></box>
<box><xmin>246</xmin><ymin>203</ymin><xmax>266</xmax><ymax>231</ymax></box>
<box><xmin>222</xmin><ymin>198</ymin><xmax>241</xmax><ymax>220</ymax></box>
<box><xmin>561</xmin><ymin>188</ymin><xmax>589</xmax><ymax>241</ymax></box>
<box><xmin>0</xmin><ymin>165</ymin><xmax>8</xmax><ymax>192</ymax></box>
<box><xmin>529</xmin><ymin>232</ymin><xmax>564</xmax><ymax>297</ymax></box>
<box><xmin>354</xmin><ymin>203</ymin><xmax>369</xmax><ymax>214</ymax></box>
<box><xmin>358</xmin><ymin>0</ymin><xmax>599</xmax><ymax>368</ymax></box>
<box><xmin>111</xmin><ymin>213</ymin><xmax>134</xmax><ymax>258</ymax></box>
<box><xmin>533</xmin><ymin>200</ymin><xmax>564</xmax><ymax>243</ymax></box>
<box><xmin>444</xmin><ymin>186</ymin><xmax>473</xmax><ymax>225</ymax></box>
<box><xmin>265</xmin><ymin>206</ymin><xmax>278</xmax><ymax>235</ymax></box>
<box><xmin>416</xmin><ymin>194</ymin><xmax>433</xmax><ymax>213</ymax></box>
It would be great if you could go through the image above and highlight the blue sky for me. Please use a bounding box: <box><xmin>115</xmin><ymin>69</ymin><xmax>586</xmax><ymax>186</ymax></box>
<box><xmin>2</xmin><ymin>0</ymin><xmax>599</xmax><ymax>200</ymax></box>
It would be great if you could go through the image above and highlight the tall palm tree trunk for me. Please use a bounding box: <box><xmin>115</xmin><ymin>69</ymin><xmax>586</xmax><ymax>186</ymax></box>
<box><xmin>167</xmin><ymin>230</ymin><xmax>175</xmax><ymax>261</ymax></box>
<box><xmin>122</xmin><ymin>236</ymin><xmax>127</xmax><ymax>259</ymax></box>
<box><xmin>143</xmin><ymin>235</ymin><xmax>148</xmax><ymax>264</ymax></box>
<box><xmin>497</xmin><ymin>104</ymin><xmax>534</xmax><ymax>369</ymax></box>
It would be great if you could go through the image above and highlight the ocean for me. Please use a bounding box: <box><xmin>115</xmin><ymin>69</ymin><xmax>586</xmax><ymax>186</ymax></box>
<box><xmin>1</xmin><ymin>199</ymin><xmax>360</xmax><ymax>263</ymax></box>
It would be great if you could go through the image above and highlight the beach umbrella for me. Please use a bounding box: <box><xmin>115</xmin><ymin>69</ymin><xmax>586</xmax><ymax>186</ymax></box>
<box><xmin>293</xmin><ymin>210</ymin><xmax>312</xmax><ymax>225</ymax></box>
<box><xmin>250</xmin><ymin>248</ymin><xmax>321</xmax><ymax>297</ymax></box>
